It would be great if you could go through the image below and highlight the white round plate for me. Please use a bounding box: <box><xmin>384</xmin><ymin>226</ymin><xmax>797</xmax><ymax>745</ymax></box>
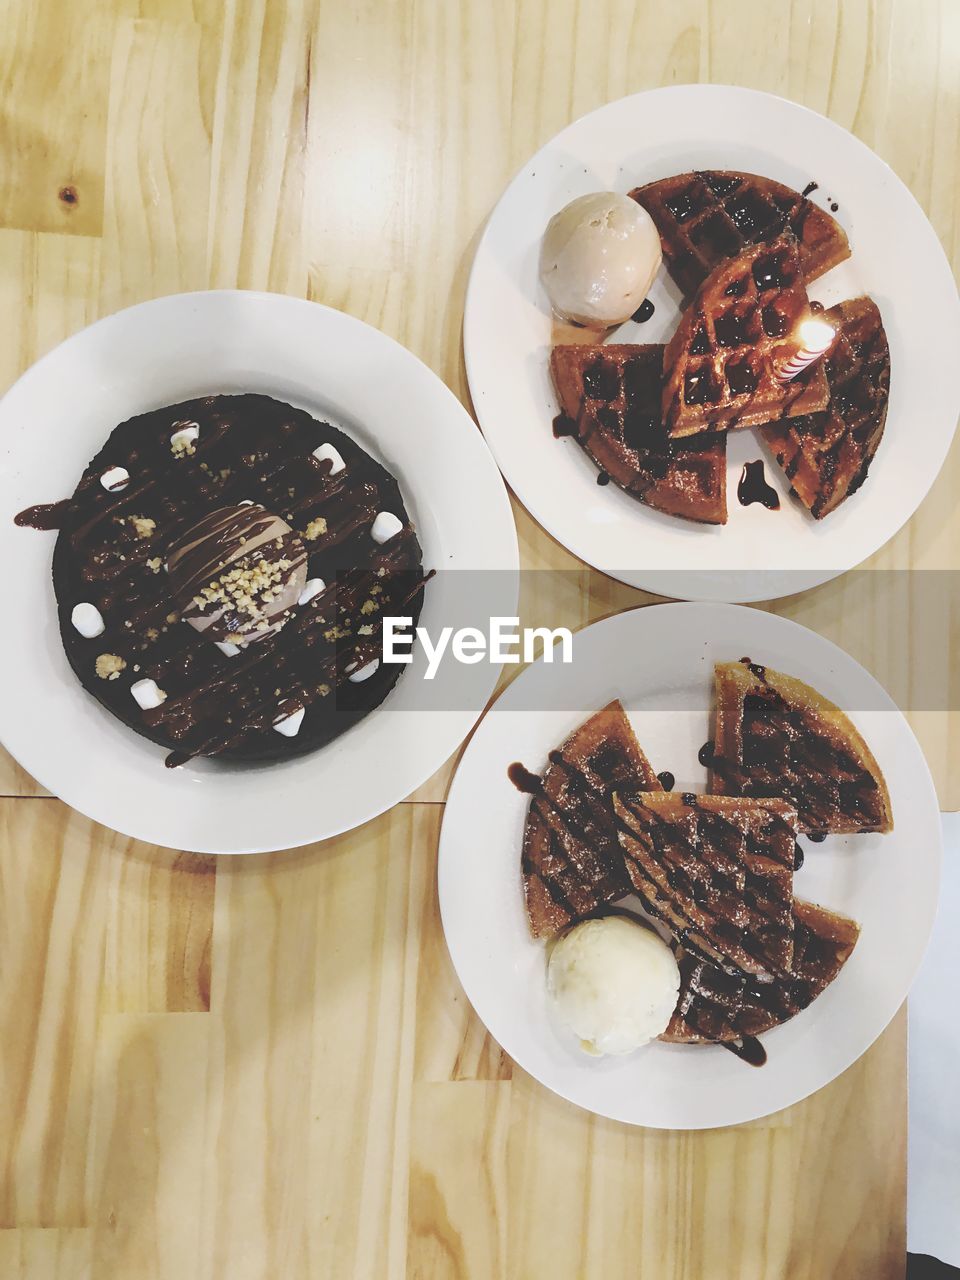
<box><xmin>464</xmin><ymin>85</ymin><xmax>960</xmax><ymax>603</ymax></box>
<box><xmin>438</xmin><ymin>603</ymin><xmax>941</xmax><ymax>1128</ymax></box>
<box><xmin>0</xmin><ymin>291</ymin><xmax>518</xmax><ymax>854</ymax></box>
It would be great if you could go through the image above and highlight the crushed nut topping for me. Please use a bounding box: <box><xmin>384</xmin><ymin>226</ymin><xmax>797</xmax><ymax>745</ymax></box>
<box><xmin>189</xmin><ymin>555</ymin><xmax>295</xmax><ymax>625</ymax></box>
<box><xmin>304</xmin><ymin>518</ymin><xmax>328</xmax><ymax>540</ymax></box>
<box><xmin>146</xmin><ymin>557</ymin><xmax>163</xmax><ymax>573</ymax></box>
<box><xmin>360</xmin><ymin>599</ymin><xmax>376</xmax><ymax>615</ymax></box>
<box><xmin>95</xmin><ymin>653</ymin><xmax>126</xmax><ymax>680</ymax></box>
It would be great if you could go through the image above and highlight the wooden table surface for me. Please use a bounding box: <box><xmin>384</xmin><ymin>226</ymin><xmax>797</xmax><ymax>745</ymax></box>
<box><xmin>1</xmin><ymin>1</ymin><xmax>957</xmax><ymax>1276</ymax></box>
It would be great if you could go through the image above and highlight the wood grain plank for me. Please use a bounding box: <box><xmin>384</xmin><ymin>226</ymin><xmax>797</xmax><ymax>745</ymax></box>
<box><xmin>101</xmin><ymin>850</ymin><xmax>215</xmax><ymax>1014</ymax></box>
<box><xmin>0</xmin><ymin>1228</ymin><xmax>93</xmax><ymax>1280</ymax></box>
<box><xmin>304</xmin><ymin>0</ymin><xmax>515</xmax><ymax>393</ymax></box>
<box><xmin>0</xmin><ymin>1</ymin><xmax>115</xmax><ymax>236</ymax></box>
<box><xmin>0</xmin><ymin>802</ymin><xmax>109</xmax><ymax>1227</ymax></box>
<box><xmin>205</xmin><ymin>0</ymin><xmax>313</xmax><ymax>295</ymax></box>
<box><xmin>88</xmin><ymin>1014</ymin><xmax>210</xmax><ymax>1280</ymax></box>
<box><xmin>197</xmin><ymin>804</ymin><xmax>436</xmax><ymax>1279</ymax></box>
<box><xmin>506</xmin><ymin>1011</ymin><xmax>906</xmax><ymax>1280</ymax></box>
<box><xmin>99</xmin><ymin>18</ymin><xmax>212</xmax><ymax>313</ymax></box>
<box><xmin>408</xmin><ymin>1081</ymin><xmax>511</xmax><ymax>1280</ymax></box>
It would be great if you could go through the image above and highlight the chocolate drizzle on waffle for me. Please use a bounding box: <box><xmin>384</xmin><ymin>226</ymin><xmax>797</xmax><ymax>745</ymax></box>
<box><xmin>660</xmin><ymin>232</ymin><xmax>831</xmax><ymax>437</ymax></box>
<box><xmin>549</xmin><ymin>344</ymin><xmax>727</xmax><ymax>524</ymax></box>
<box><xmin>663</xmin><ymin>899</ymin><xmax>860</xmax><ymax>1044</ymax></box>
<box><xmin>514</xmin><ymin>702</ymin><xmax>662</xmax><ymax>938</ymax></box>
<box><xmin>630</xmin><ymin>170</ymin><xmax>850</xmax><ymax>301</ymax></box>
<box><xmin>50</xmin><ymin>394</ymin><xmax>425</xmax><ymax>765</ymax></box>
<box><xmin>710</xmin><ymin>659</ymin><xmax>893</xmax><ymax>835</ymax></box>
<box><xmin>760</xmin><ymin>297</ymin><xmax>890</xmax><ymax>518</ymax></box>
<box><xmin>612</xmin><ymin>792</ymin><xmax>797</xmax><ymax>981</ymax></box>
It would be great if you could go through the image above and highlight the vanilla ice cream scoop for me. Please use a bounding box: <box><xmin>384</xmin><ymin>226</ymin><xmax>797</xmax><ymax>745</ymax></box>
<box><xmin>539</xmin><ymin>192</ymin><xmax>663</xmax><ymax>328</ymax></box>
<box><xmin>547</xmin><ymin>915</ymin><xmax>680</xmax><ymax>1056</ymax></box>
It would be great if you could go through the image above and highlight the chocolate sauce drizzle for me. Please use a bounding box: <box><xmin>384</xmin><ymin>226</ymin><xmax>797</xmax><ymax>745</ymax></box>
<box><xmin>723</xmin><ymin>1035</ymin><xmax>767</xmax><ymax>1066</ymax></box>
<box><xmin>43</xmin><ymin>394</ymin><xmax>426</xmax><ymax>766</ymax></box>
<box><xmin>15</xmin><ymin>499</ymin><xmax>70</xmax><ymax>530</ymax></box>
<box><xmin>737</xmin><ymin>460</ymin><xmax>780</xmax><ymax>510</ymax></box>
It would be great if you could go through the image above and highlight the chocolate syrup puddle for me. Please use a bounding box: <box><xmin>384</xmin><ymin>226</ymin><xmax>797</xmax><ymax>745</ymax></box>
<box><xmin>737</xmin><ymin>460</ymin><xmax>780</xmax><ymax>510</ymax></box>
<box><xmin>631</xmin><ymin>299</ymin><xmax>655</xmax><ymax>323</ymax></box>
<box><xmin>508</xmin><ymin>762</ymin><xmax>542</xmax><ymax>795</ymax></box>
<box><xmin>656</xmin><ymin>770</ymin><xmax>675</xmax><ymax>791</ymax></box>
<box><xmin>723</xmin><ymin>1035</ymin><xmax>767</xmax><ymax>1067</ymax></box>
<box><xmin>15</xmin><ymin>499</ymin><xmax>70</xmax><ymax>530</ymax></box>
<box><xmin>698</xmin><ymin>740</ymin><xmax>714</xmax><ymax>767</ymax></box>
<box><xmin>552</xmin><ymin>412</ymin><xmax>579</xmax><ymax>439</ymax></box>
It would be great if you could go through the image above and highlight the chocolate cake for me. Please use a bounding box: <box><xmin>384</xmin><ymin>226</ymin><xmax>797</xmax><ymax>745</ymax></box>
<box><xmin>47</xmin><ymin>393</ymin><xmax>426</xmax><ymax>766</ymax></box>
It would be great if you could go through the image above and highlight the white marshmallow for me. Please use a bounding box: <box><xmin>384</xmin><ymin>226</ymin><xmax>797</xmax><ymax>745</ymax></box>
<box><xmin>312</xmin><ymin>443</ymin><xmax>346</xmax><ymax>475</ymax></box>
<box><xmin>298</xmin><ymin>578</ymin><xmax>327</xmax><ymax>606</ymax></box>
<box><xmin>273</xmin><ymin>707</ymin><xmax>305</xmax><ymax>737</ymax></box>
<box><xmin>370</xmin><ymin>511</ymin><xmax>403</xmax><ymax>544</ymax></box>
<box><xmin>170</xmin><ymin>422</ymin><xmax>200</xmax><ymax>450</ymax></box>
<box><xmin>71</xmin><ymin>602</ymin><xmax>105</xmax><ymax>638</ymax></box>
<box><xmin>347</xmin><ymin>659</ymin><xmax>380</xmax><ymax>684</ymax></box>
<box><xmin>100</xmin><ymin>466</ymin><xmax>130</xmax><ymax>491</ymax></box>
<box><xmin>130</xmin><ymin>678</ymin><xmax>166</xmax><ymax>710</ymax></box>
<box><xmin>215</xmin><ymin>640</ymin><xmax>241</xmax><ymax>657</ymax></box>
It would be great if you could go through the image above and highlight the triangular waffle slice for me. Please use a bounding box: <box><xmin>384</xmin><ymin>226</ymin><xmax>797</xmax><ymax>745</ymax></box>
<box><xmin>550</xmin><ymin>344</ymin><xmax>727</xmax><ymax>524</ymax></box>
<box><xmin>613</xmin><ymin>791</ymin><xmax>797</xmax><ymax>980</ymax></box>
<box><xmin>662</xmin><ymin>899</ymin><xmax>860</xmax><ymax>1043</ymax></box>
<box><xmin>761</xmin><ymin>297</ymin><xmax>890</xmax><ymax>518</ymax></box>
<box><xmin>518</xmin><ymin>702</ymin><xmax>663</xmax><ymax>938</ymax></box>
<box><xmin>711</xmin><ymin>659</ymin><xmax>893</xmax><ymax>835</ymax></box>
<box><xmin>630</xmin><ymin>170</ymin><xmax>850</xmax><ymax>301</ymax></box>
<box><xmin>661</xmin><ymin>231</ymin><xmax>831</xmax><ymax>437</ymax></box>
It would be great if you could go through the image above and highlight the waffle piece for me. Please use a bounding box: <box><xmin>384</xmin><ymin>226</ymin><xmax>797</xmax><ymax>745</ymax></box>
<box><xmin>630</xmin><ymin>171</ymin><xmax>850</xmax><ymax>300</ymax></box>
<box><xmin>517</xmin><ymin>702</ymin><xmax>662</xmax><ymax>938</ymax></box>
<box><xmin>550</xmin><ymin>344</ymin><xmax>727</xmax><ymax>524</ymax></box>
<box><xmin>662</xmin><ymin>899</ymin><xmax>860</xmax><ymax>1044</ymax></box>
<box><xmin>761</xmin><ymin>297</ymin><xmax>890</xmax><ymax>518</ymax></box>
<box><xmin>661</xmin><ymin>232</ymin><xmax>831</xmax><ymax>437</ymax></box>
<box><xmin>711</xmin><ymin>659</ymin><xmax>893</xmax><ymax>835</ymax></box>
<box><xmin>613</xmin><ymin>792</ymin><xmax>797</xmax><ymax>980</ymax></box>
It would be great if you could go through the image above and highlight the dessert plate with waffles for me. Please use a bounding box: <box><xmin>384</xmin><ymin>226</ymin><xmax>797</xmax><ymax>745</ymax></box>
<box><xmin>437</xmin><ymin>604</ymin><xmax>941</xmax><ymax>1128</ymax></box>
<box><xmin>464</xmin><ymin>85</ymin><xmax>960</xmax><ymax>602</ymax></box>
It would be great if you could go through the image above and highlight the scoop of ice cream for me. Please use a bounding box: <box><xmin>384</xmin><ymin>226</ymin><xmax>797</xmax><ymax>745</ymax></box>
<box><xmin>546</xmin><ymin>915</ymin><xmax>680</xmax><ymax>1056</ymax></box>
<box><xmin>539</xmin><ymin>192</ymin><xmax>663</xmax><ymax>328</ymax></box>
<box><xmin>166</xmin><ymin>503</ymin><xmax>308</xmax><ymax>647</ymax></box>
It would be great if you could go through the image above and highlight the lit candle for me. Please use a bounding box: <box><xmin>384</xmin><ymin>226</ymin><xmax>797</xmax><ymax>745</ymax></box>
<box><xmin>773</xmin><ymin>317</ymin><xmax>836</xmax><ymax>382</ymax></box>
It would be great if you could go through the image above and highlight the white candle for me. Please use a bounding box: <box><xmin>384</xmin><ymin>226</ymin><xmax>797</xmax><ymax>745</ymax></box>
<box><xmin>774</xmin><ymin>318</ymin><xmax>836</xmax><ymax>382</ymax></box>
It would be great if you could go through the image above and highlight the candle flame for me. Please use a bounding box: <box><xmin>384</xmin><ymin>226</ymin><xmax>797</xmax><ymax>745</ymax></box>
<box><xmin>797</xmin><ymin>318</ymin><xmax>836</xmax><ymax>353</ymax></box>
